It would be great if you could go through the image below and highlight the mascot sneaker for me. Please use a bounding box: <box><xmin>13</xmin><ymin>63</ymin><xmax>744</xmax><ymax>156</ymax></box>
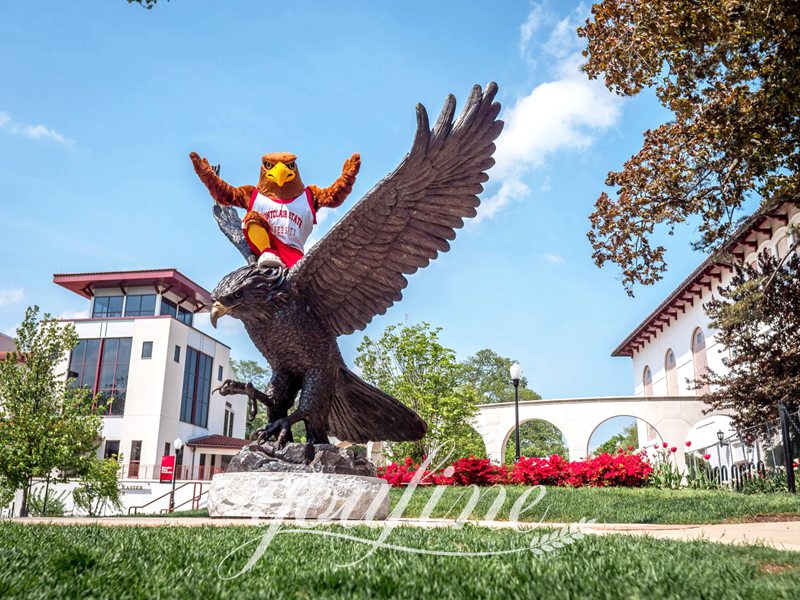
<box><xmin>258</xmin><ymin>250</ymin><xmax>286</xmax><ymax>269</ymax></box>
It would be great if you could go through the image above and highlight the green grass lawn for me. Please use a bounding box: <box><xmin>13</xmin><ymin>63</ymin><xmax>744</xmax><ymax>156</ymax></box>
<box><xmin>139</xmin><ymin>486</ymin><xmax>800</xmax><ymax>524</ymax></box>
<box><xmin>389</xmin><ymin>485</ymin><xmax>800</xmax><ymax>524</ymax></box>
<box><xmin>2</xmin><ymin>523</ymin><xmax>799</xmax><ymax>599</ymax></box>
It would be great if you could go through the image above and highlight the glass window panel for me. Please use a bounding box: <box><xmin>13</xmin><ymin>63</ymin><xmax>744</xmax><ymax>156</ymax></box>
<box><xmin>130</xmin><ymin>440</ymin><xmax>142</xmax><ymax>462</ymax></box>
<box><xmin>117</xmin><ymin>338</ymin><xmax>131</xmax><ymax>366</ymax></box>
<box><xmin>92</xmin><ymin>298</ymin><xmax>107</xmax><ymax>318</ymax></box>
<box><xmin>178</xmin><ymin>307</ymin><xmax>194</xmax><ymax>326</ymax></box>
<box><xmin>125</xmin><ymin>294</ymin><xmax>157</xmax><ymax>317</ymax></box>
<box><xmin>139</xmin><ymin>295</ymin><xmax>156</xmax><ymax>316</ymax></box>
<box><xmin>161</xmin><ymin>298</ymin><xmax>177</xmax><ymax>318</ymax></box>
<box><xmin>108</xmin><ymin>392</ymin><xmax>126</xmax><ymax>415</ymax></box>
<box><xmin>68</xmin><ymin>340</ymin><xmax>87</xmax><ymax>380</ymax></box>
<box><xmin>108</xmin><ymin>296</ymin><xmax>123</xmax><ymax>317</ymax></box>
<box><xmin>141</xmin><ymin>341</ymin><xmax>153</xmax><ymax>359</ymax></box>
<box><xmin>99</xmin><ymin>363</ymin><xmax>116</xmax><ymax>390</ymax></box>
<box><xmin>82</xmin><ymin>340</ymin><xmax>100</xmax><ymax>388</ymax></box>
<box><xmin>103</xmin><ymin>339</ymin><xmax>119</xmax><ymax>364</ymax></box>
<box><xmin>104</xmin><ymin>440</ymin><xmax>120</xmax><ymax>459</ymax></box>
<box><xmin>179</xmin><ymin>347</ymin><xmax>213</xmax><ymax>427</ymax></box>
<box><xmin>125</xmin><ymin>295</ymin><xmax>141</xmax><ymax>316</ymax></box>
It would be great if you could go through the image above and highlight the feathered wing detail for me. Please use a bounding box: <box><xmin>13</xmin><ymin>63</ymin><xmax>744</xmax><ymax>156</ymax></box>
<box><xmin>213</xmin><ymin>204</ymin><xmax>257</xmax><ymax>264</ymax></box>
<box><xmin>328</xmin><ymin>368</ymin><xmax>427</xmax><ymax>443</ymax></box>
<box><xmin>290</xmin><ymin>83</ymin><xmax>503</xmax><ymax>336</ymax></box>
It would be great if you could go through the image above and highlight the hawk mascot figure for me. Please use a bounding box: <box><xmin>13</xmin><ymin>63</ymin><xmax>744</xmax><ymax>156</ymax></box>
<box><xmin>190</xmin><ymin>150</ymin><xmax>360</xmax><ymax>268</ymax></box>
<box><xmin>195</xmin><ymin>83</ymin><xmax>503</xmax><ymax>447</ymax></box>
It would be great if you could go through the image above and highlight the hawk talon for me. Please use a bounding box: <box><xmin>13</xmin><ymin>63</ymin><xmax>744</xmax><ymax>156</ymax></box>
<box><xmin>256</xmin><ymin>418</ymin><xmax>293</xmax><ymax>447</ymax></box>
<box><xmin>213</xmin><ymin>379</ymin><xmax>246</xmax><ymax>396</ymax></box>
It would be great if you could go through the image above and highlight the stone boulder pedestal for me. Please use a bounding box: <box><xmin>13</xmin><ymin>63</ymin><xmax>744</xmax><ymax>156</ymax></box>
<box><xmin>206</xmin><ymin>442</ymin><xmax>390</xmax><ymax>519</ymax></box>
<box><xmin>207</xmin><ymin>471</ymin><xmax>390</xmax><ymax>519</ymax></box>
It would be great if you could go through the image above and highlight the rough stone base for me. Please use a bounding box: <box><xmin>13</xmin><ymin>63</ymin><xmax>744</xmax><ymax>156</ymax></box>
<box><xmin>207</xmin><ymin>472</ymin><xmax>390</xmax><ymax>520</ymax></box>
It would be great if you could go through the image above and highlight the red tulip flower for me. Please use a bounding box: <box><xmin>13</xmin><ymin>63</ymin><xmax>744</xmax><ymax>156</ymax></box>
<box><xmin>685</xmin><ymin>441</ymin><xmax>691</xmax><ymax>447</ymax></box>
<box><xmin>704</xmin><ymin>453</ymin><xmax>711</xmax><ymax>460</ymax></box>
<box><xmin>670</xmin><ymin>447</ymin><xmax>677</xmax><ymax>453</ymax></box>
<box><xmin>662</xmin><ymin>442</ymin><xmax>669</xmax><ymax>448</ymax></box>
<box><xmin>627</xmin><ymin>445</ymin><xmax>634</xmax><ymax>451</ymax></box>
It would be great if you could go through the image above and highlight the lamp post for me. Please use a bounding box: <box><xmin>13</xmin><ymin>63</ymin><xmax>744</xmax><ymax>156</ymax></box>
<box><xmin>716</xmin><ymin>429</ymin><xmax>724</xmax><ymax>483</ymax></box>
<box><xmin>509</xmin><ymin>363</ymin><xmax>522</xmax><ymax>462</ymax></box>
<box><xmin>169</xmin><ymin>437</ymin><xmax>183</xmax><ymax>513</ymax></box>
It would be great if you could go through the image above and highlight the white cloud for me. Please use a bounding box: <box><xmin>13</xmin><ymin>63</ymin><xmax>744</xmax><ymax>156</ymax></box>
<box><xmin>478</xmin><ymin>4</ymin><xmax>622</xmax><ymax>223</ymax></box>
<box><xmin>519</xmin><ymin>3</ymin><xmax>546</xmax><ymax>60</ymax></box>
<box><xmin>0</xmin><ymin>111</ymin><xmax>73</xmax><ymax>146</ymax></box>
<box><xmin>0</xmin><ymin>287</ymin><xmax>24</xmax><ymax>307</ymax></box>
<box><xmin>541</xmin><ymin>252</ymin><xmax>565</xmax><ymax>264</ymax></box>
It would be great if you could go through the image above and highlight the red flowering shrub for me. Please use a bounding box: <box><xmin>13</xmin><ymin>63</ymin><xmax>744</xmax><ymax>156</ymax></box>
<box><xmin>574</xmin><ymin>451</ymin><xmax>653</xmax><ymax>487</ymax></box>
<box><xmin>509</xmin><ymin>455</ymin><xmax>570</xmax><ymax>486</ymax></box>
<box><xmin>377</xmin><ymin>457</ymin><xmax>437</xmax><ymax>486</ymax></box>
<box><xmin>447</xmin><ymin>457</ymin><xmax>506</xmax><ymax>486</ymax></box>
<box><xmin>378</xmin><ymin>451</ymin><xmax>653</xmax><ymax>488</ymax></box>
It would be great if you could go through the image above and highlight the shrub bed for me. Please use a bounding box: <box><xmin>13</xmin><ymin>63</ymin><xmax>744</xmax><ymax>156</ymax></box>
<box><xmin>378</xmin><ymin>450</ymin><xmax>653</xmax><ymax>488</ymax></box>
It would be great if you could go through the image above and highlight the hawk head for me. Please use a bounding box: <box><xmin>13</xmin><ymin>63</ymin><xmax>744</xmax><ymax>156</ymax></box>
<box><xmin>209</xmin><ymin>265</ymin><xmax>289</xmax><ymax>327</ymax></box>
<box><xmin>258</xmin><ymin>152</ymin><xmax>305</xmax><ymax>199</ymax></box>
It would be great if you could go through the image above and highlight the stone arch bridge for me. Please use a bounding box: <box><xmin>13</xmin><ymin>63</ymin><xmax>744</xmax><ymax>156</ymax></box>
<box><xmin>472</xmin><ymin>396</ymin><xmax>711</xmax><ymax>470</ymax></box>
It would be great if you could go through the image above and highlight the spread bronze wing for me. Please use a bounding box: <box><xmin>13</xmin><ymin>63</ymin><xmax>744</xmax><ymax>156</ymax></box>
<box><xmin>290</xmin><ymin>83</ymin><xmax>503</xmax><ymax>335</ymax></box>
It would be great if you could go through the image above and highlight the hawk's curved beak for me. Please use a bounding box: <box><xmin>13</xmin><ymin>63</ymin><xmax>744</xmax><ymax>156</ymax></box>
<box><xmin>266</xmin><ymin>162</ymin><xmax>295</xmax><ymax>187</ymax></box>
<box><xmin>210</xmin><ymin>301</ymin><xmax>230</xmax><ymax>329</ymax></box>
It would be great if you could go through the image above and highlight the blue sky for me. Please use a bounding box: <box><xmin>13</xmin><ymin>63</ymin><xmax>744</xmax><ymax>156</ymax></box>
<box><xmin>0</xmin><ymin>1</ymin><xmax>713</xmax><ymax>399</ymax></box>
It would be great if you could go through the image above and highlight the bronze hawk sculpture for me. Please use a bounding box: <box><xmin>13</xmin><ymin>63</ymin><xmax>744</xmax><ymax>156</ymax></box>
<box><xmin>204</xmin><ymin>83</ymin><xmax>503</xmax><ymax>447</ymax></box>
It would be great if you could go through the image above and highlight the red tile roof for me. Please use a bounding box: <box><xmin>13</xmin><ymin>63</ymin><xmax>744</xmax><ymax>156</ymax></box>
<box><xmin>53</xmin><ymin>268</ymin><xmax>212</xmax><ymax>310</ymax></box>
<box><xmin>611</xmin><ymin>198</ymin><xmax>797</xmax><ymax>357</ymax></box>
<box><xmin>187</xmin><ymin>434</ymin><xmax>250</xmax><ymax>449</ymax></box>
<box><xmin>0</xmin><ymin>333</ymin><xmax>15</xmax><ymax>353</ymax></box>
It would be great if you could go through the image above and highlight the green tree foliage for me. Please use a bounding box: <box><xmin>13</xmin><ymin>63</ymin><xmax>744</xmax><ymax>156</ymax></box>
<box><xmin>230</xmin><ymin>358</ymin><xmax>270</xmax><ymax>438</ymax></box>
<box><xmin>458</xmin><ymin>349</ymin><xmax>541</xmax><ymax>404</ymax></box>
<box><xmin>73</xmin><ymin>457</ymin><xmax>123</xmax><ymax>517</ymax></box>
<box><xmin>503</xmin><ymin>420</ymin><xmax>568</xmax><ymax>464</ymax></box>
<box><xmin>580</xmin><ymin>0</ymin><xmax>800</xmax><ymax>293</ymax></box>
<box><xmin>230</xmin><ymin>358</ymin><xmax>307</xmax><ymax>441</ymax></box>
<box><xmin>356</xmin><ymin>323</ymin><xmax>485</xmax><ymax>462</ymax></box>
<box><xmin>697</xmin><ymin>250</ymin><xmax>800</xmax><ymax>428</ymax></box>
<box><xmin>127</xmin><ymin>0</ymin><xmax>164</xmax><ymax>8</ymax></box>
<box><xmin>593</xmin><ymin>422</ymin><xmax>639</xmax><ymax>457</ymax></box>
<box><xmin>0</xmin><ymin>307</ymin><xmax>111</xmax><ymax>516</ymax></box>
<box><xmin>230</xmin><ymin>359</ymin><xmax>271</xmax><ymax>391</ymax></box>
<box><xmin>27</xmin><ymin>486</ymin><xmax>68</xmax><ymax>517</ymax></box>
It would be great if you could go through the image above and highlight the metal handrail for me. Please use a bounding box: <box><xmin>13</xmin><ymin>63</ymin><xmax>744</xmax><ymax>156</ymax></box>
<box><xmin>163</xmin><ymin>485</ymin><xmax>208</xmax><ymax>514</ymax></box>
<box><xmin>128</xmin><ymin>481</ymin><xmax>196</xmax><ymax>515</ymax></box>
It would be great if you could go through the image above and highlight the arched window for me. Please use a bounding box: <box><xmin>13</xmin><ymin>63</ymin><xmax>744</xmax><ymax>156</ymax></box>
<box><xmin>691</xmin><ymin>328</ymin><xmax>710</xmax><ymax>395</ymax></box>
<box><xmin>642</xmin><ymin>366</ymin><xmax>653</xmax><ymax>397</ymax></box>
<box><xmin>664</xmin><ymin>349</ymin><xmax>678</xmax><ymax>395</ymax></box>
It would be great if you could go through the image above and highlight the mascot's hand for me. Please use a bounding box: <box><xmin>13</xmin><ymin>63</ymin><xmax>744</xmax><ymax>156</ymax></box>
<box><xmin>344</xmin><ymin>153</ymin><xmax>361</xmax><ymax>177</ymax></box>
<box><xmin>190</xmin><ymin>152</ymin><xmax>214</xmax><ymax>177</ymax></box>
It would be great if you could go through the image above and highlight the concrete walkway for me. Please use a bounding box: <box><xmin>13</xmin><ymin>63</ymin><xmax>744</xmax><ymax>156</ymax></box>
<box><xmin>8</xmin><ymin>517</ymin><xmax>800</xmax><ymax>552</ymax></box>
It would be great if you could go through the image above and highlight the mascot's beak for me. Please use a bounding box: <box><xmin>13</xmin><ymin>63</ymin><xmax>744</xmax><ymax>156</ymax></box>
<box><xmin>267</xmin><ymin>162</ymin><xmax>295</xmax><ymax>187</ymax></box>
<box><xmin>210</xmin><ymin>301</ymin><xmax>230</xmax><ymax>328</ymax></box>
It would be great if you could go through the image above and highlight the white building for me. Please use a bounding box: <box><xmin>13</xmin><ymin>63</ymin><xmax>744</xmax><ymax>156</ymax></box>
<box><xmin>53</xmin><ymin>268</ymin><xmax>249</xmax><ymax>483</ymax></box>
<box><xmin>612</xmin><ymin>201</ymin><xmax>800</xmax><ymax>459</ymax></box>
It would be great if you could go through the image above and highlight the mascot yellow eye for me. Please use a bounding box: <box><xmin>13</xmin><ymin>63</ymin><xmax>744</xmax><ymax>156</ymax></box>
<box><xmin>286</xmin><ymin>161</ymin><xmax>296</xmax><ymax>170</ymax></box>
<box><xmin>263</xmin><ymin>161</ymin><xmax>273</xmax><ymax>169</ymax></box>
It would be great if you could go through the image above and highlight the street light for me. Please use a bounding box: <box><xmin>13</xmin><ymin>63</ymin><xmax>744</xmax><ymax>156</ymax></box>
<box><xmin>509</xmin><ymin>363</ymin><xmax>522</xmax><ymax>462</ymax></box>
<box><xmin>716</xmin><ymin>429</ymin><xmax>724</xmax><ymax>483</ymax></box>
<box><xmin>169</xmin><ymin>437</ymin><xmax>183</xmax><ymax>513</ymax></box>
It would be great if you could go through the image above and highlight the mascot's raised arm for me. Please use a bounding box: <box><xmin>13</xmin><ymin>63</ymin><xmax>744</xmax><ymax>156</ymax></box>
<box><xmin>190</xmin><ymin>150</ymin><xmax>361</xmax><ymax>268</ymax></box>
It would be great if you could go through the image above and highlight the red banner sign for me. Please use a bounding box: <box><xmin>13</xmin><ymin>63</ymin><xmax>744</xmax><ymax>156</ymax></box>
<box><xmin>160</xmin><ymin>455</ymin><xmax>175</xmax><ymax>483</ymax></box>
